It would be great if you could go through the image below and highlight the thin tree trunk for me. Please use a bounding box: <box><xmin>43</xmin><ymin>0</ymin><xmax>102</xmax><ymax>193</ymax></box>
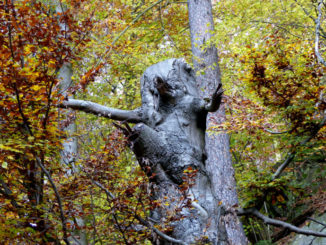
<box><xmin>58</xmin><ymin>63</ymin><xmax>88</xmax><ymax>245</ymax></box>
<box><xmin>188</xmin><ymin>0</ymin><xmax>247</xmax><ymax>243</ymax></box>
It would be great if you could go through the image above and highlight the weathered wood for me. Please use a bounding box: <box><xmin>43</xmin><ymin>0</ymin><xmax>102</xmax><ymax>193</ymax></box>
<box><xmin>62</xmin><ymin>58</ymin><xmax>226</xmax><ymax>244</ymax></box>
<box><xmin>130</xmin><ymin>59</ymin><xmax>223</xmax><ymax>244</ymax></box>
<box><xmin>136</xmin><ymin>59</ymin><xmax>208</xmax><ymax>183</ymax></box>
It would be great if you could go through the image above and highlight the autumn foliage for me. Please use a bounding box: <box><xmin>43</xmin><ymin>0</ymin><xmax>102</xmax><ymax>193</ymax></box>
<box><xmin>0</xmin><ymin>0</ymin><xmax>94</xmax><ymax>242</ymax></box>
<box><xmin>1</xmin><ymin>0</ymin><xmax>326</xmax><ymax>244</ymax></box>
<box><xmin>0</xmin><ymin>0</ymin><xmax>192</xmax><ymax>243</ymax></box>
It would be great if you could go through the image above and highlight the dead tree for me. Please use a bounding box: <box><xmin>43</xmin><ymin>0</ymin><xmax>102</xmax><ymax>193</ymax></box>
<box><xmin>62</xmin><ymin>58</ymin><xmax>227</xmax><ymax>244</ymax></box>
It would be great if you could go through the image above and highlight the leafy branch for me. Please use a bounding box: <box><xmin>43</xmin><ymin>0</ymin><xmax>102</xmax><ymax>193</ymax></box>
<box><xmin>92</xmin><ymin>178</ymin><xmax>186</xmax><ymax>245</ymax></box>
<box><xmin>272</xmin><ymin>115</ymin><xmax>326</xmax><ymax>180</ymax></box>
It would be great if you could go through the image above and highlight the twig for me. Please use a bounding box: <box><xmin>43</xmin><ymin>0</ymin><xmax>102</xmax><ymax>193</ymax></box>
<box><xmin>89</xmin><ymin>188</ymin><xmax>103</xmax><ymax>245</ymax></box>
<box><xmin>295</xmin><ymin>0</ymin><xmax>326</xmax><ymax>39</ymax></box>
<box><xmin>263</xmin><ymin>129</ymin><xmax>289</xmax><ymax>134</ymax></box>
<box><xmin>135</xmin><ymin>215</ymin><xmax>187</xmax><ymax>245</ymax></box>
<box><xmin>158</xmin><ymin>3</ymin><xmax>181</xmax><ymax>52</ymax></box>
<box><xmin>112</xmin><ymin>0</ymin><xmax>164</xmax><ymax>46</ymax></box>
<box><xmin>91</xmin><ymin>180</ymin><xmax>129</xmax><ymax>244</ymax></box>
<box><xmin>13</xmin><ymin>84</ymin><xmax>33</xmax><ymax>136</ymax></box>
<box><xmin>308</xmin><ymin>217</ymin><xmax>326</xmax><ymax>228</ymax></box>
<box><xmin>92</xmin><ymin>180</ymin><xmax>115</xmax><ymax>199</ymax></box>
<box><xmin>238</xmin><ymin>208</ymin><xmax>326</xmax><ymax>238</ymax></box>
<box><xmin>43</xmin><ymin>77</ymin><xmax>57</xmax><ymax>129</ymax></box>
<box><xmin>294</xmin><ymin>0</ymin><xmax>316</xmax><ymax>23</ymax></box>
<box><xmin>6</xmin><ymin>1</ymin><xmax>33</xmax><ymax>135</ymax></box>
<box><xmin>92</xmin><ymin>179</ymin><xmax>187</xmax><ymax>244</ymax></box>
<box><xmin>272</xmin><ymin>153</ymin><xmax>295</xmax><ymax>181</ymax></box>
<box><xmin>250</xmin><ymin>20</ymin><xmax>303</xmax><ymax>39</ymax></box>
<box><xmin>5</xmin><ymin>0</ymin><xmax>15</xmax><ymax>59</ymax></box>
<box><xmin>0</xmin><ymin>179</ymin><xmax>21</xmax><ymax>209</ymax></box>
<box><xmin>309</xmin><ymin>226</ymin><xmax>326</xmax><ymax>245</ymax></box>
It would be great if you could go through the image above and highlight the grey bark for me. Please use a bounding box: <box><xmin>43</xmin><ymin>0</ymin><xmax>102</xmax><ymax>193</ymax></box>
<box><xmin>188</xmin><ymin>0</ymin><xmax>247</xmax><ymax>244</ymax></box>
<box><xmin>130</xmin><ymin>59</ymin><xmax>224</xmax><ymax>244</ymax></box>
<box><xmin>58</xmin><ymin>63</ymin><xmax>78</xmax><ymax>175</ymax></box>
<box><xmin>61</xmin><ymin>99</ymin><xmax>142</xmax><ymax>123</ymax></box>
<box><xmin>58</xmin><ymin>63</ymin><xmax>88</xmax><ymax>245</ymax></box>
<box><xmin>61</xmin><ymin>58</ymin><xmax>224</xmax><ymax>244</ymax></box>
<box><xmin>55</xmin><ymin>0</ymin><xmax>88</xmax><ymax>243</ymax></box>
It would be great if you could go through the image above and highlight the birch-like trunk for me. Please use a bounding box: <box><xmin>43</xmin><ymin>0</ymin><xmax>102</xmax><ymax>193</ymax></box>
<box><xmin>58</xmin><ymin>63</ymin><xmax>88</xmax><ymax>245</ymax></box>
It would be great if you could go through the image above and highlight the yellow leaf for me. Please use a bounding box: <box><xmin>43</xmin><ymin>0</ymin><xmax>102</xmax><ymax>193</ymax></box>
<box><xmin>30</xmin><ymin>85</ymin><xmax>41</xmax><ymax>91</ymax></box>
<box><xmin>1</xmin><ymin>161</ymin><xmax>8</xmax><ymax>169</ymax></box>
<box><xmin>277</xmin><ymin>195</ymin><xmax>285</xmax><ymax>203</ymax></box>
<box><xmin>28</xmin><ymin>136</ymin><xmax>34</xmax><ymax>141</ymax></box>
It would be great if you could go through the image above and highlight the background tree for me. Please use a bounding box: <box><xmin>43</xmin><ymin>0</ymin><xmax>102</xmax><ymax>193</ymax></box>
<box><xmin>187</xmin><ymin>0</ymin><xmax>247</xmax><ymax>243</ymax></box>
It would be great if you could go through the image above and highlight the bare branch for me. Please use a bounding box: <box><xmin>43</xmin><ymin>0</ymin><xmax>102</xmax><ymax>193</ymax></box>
<box><xmin>60</xmin><ymin>99</ymin><xmax>143</xmax><ymax>123</ymax></box>
<box><xmin>238</xmin><ymin>208</ymin><xmax>326</xmax><ymax>238</ymax></box>
<box><xmin>92</xmin><ymin>180</ymin><xmax>115</xmax><ymax>199</ymax></box>
<box><xmin>263</xmin><ymin>129</ymin><xmax>290</xmax><ymax>134</ymax></box>
<box><xmin>315</xmin><ymin>0</ymin><xmax>326</xmax><ymax>66</ymax></box>
<box><xmin>308</xmin><ymin>217</ymin><xmax>326</xmax><ymax>228</ymax></box>
<box><xmin>272</xmin><ymin>153</ymin><xmax>295</xmax><ymax>181</ymax></box>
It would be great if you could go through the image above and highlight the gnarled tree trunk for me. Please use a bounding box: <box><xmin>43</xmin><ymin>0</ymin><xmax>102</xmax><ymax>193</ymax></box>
<box><xmin>132</xmin><ymin>59</ymin><xmax>222</xmax><ymax>244</ymax></box>
<box><xmin>61</xmin><ymin>58</ymin><xmax>233</xmax><ymax>244</ymax></box>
